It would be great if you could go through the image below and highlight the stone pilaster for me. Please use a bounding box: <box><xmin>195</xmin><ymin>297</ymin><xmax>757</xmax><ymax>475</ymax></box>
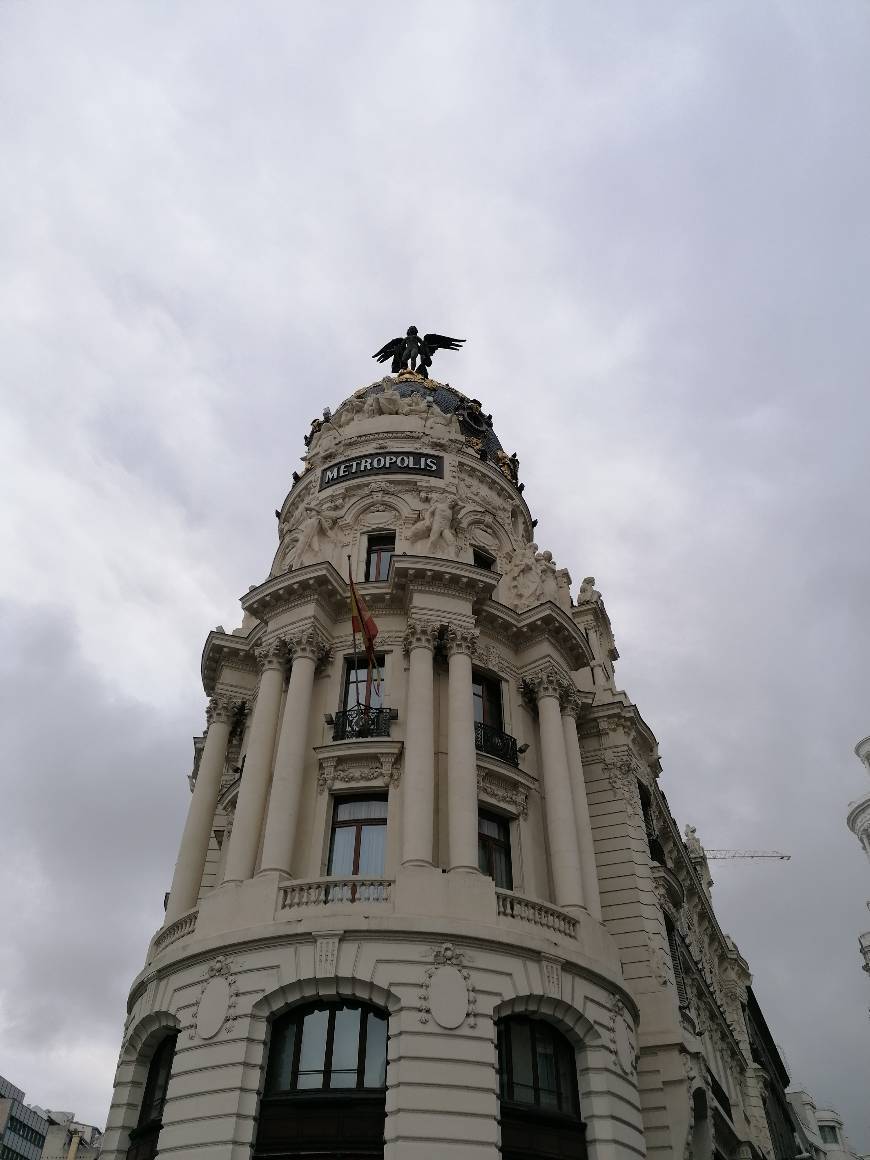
<box><xmin>401</xmin><ymin>619</ymin><xmax>439</xmax><ymax>867</ymax></box>
<box><xmin>164</xmin><ymin>692</ymin><xmax>242</xmax><ymax>924</ymax></box>
<box><xmin>446</xmin><ymin>623</ymin><xmax>480</xmax><ymax>873</ymax></box>
<box><xmin>525</xmin><ymin>662</ymin><xmax>586</xmax><ymax>913</ymax></box>
<box><xmin>259</xmin><ymin>627</ymin><xmax>330</xmax><ymax>876</ymax></box>
<box><xmin>222</xmin><ymin>638</ymin><xmax>288</xmax><ymax>883</ymax></box>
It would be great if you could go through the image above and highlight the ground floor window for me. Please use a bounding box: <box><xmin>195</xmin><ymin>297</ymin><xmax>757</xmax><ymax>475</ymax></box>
<box><xmin>126</xmin><ymin>1033</ymin><xmax>178</xmax><ymax>1160</ymax></box>
<box><xmin>497</xmin><ymin>1016</ymin><xmax>586</xmax><ymax>1160</ymax></box>
<box><xmin>254</xmin><ymin>1001</ymin><xmax>387</xmax><ymax>1158</ymax></box>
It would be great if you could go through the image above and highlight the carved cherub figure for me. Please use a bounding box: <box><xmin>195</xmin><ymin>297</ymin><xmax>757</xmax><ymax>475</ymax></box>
<box><xmin>288</xmin><ymin>500</ymin><xmax>341</xmax><ymax>570</ymax></box>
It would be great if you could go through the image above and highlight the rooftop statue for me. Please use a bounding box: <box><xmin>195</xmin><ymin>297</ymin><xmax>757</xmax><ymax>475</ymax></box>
<box><xmin>372</xmin><ymin>325</ymin><xmax>465</xmax><ymax>379</ymax></box>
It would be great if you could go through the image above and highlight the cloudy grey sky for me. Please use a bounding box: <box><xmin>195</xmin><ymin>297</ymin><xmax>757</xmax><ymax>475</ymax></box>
<box><xmin>1</xmin><ymin>0</ymin><xmax>868</xmax><ymax>1145</ymax></box>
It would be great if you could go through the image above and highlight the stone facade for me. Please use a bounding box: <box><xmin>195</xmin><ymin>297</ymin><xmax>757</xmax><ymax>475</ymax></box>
<box><xmin>102</xmin><ymin>372</ymin><xmax>807</xmax><ymax>1160</ymax></box>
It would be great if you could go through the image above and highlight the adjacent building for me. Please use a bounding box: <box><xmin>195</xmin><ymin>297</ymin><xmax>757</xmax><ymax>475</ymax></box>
<box><xmin>97</xmin><ymin>367</ymin><xmax>860</xmax><ymax>1159</ymax></box>
<box><xmin>0</xmin><ymin>1077</ymin><xmax>48</xmax><ymax>1160</ymax></box>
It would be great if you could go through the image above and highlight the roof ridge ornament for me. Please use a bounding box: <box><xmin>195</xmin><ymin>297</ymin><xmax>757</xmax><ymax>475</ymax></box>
<box><xmin>373</xmin><ymin>325</ymin><xmax>465</xmax><ymax>380</ymax></box>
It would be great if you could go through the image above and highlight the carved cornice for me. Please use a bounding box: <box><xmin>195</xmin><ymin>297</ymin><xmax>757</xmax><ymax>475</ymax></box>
<box><xmin>481</xmin><ymin>601</ymin><xmax>594</xmax><ymax>672</ymax></box>
<box><xmin>201</xmin><ymin>630</ymin><xmax>259</xmax><ymax>696</ymax></box>
<box><xmin>241</xmin><ymin>561</ymin><xmax>347</xmax><ymax>624</ymax></box>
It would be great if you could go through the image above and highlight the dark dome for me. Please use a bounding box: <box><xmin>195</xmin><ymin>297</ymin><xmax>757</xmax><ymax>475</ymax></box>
<box><xmin>360</xmin><ymin>376</ymin><xmax>504</xmax><ymax>456</ymax></box>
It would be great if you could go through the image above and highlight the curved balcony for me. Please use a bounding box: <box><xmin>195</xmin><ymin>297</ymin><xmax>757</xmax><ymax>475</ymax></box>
<box><xmin>475</xmin><ymin>720</ymin><xmax>519</xmax><ymax>766</ymax></box>
<box><xmin>279</xmin><ymin>877</ymin><xmax>393</xmax><ymax>912</ymax></box>
<box><xmin>496</xmin><ymin>889</ymin><xmax>577</xmax><ymax>938</ymax></box>
<box><xmin>150</xmin><ymin>908</ymin><xmax>198</xmax><ymax>960</ymax></box>
<box><xmin>332</xmin><ymin>705</ymin><xmax>392</xmax><ymax>741</ymax></box>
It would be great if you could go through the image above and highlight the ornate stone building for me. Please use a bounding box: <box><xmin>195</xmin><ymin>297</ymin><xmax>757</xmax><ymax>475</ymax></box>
<box><xmin>101</xmin><ymin>371</ymin><xmax>801</xmax><ymax>1160</ymax></box>
<box><xmin>846</xmin><ymin>736</ymin><xmax>870</xmax><ymax>983</ymax></box>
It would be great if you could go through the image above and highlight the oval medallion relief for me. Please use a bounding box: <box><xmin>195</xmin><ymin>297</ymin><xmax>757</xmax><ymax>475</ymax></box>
<box><xmin>195</xmin><ymin>975</ymin><xmax>231</xmax><ymax>1040</ymax></box>
<box><xmin>428</xmin><ymin>964</ymin><xmax>468</xmax><ymax>1030</ymax></box>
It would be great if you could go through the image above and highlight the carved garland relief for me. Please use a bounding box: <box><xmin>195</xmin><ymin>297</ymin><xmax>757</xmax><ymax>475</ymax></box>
<box><xmin>418</xmin><ymin>944</ymin><xmax>477</xmax><ymax>1030</ymax></box>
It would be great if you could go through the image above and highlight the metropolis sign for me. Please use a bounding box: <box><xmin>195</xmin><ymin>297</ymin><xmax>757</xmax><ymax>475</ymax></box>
<box><xmin>319</xmin><ymin>451</ymin><xmax>444</xmax><ymax>490</ymax></box>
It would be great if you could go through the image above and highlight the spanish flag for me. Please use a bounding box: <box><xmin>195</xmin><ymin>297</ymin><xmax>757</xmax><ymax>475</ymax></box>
<box><xmin>348</xmin><ymin>568</ymin><xmax>381</xmax><ymax>702</ymax></box>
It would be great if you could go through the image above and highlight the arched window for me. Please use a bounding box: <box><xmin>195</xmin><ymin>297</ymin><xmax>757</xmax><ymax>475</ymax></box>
<box><xmin>126</xmin><ymin>1033</ymin><xmax>178</xmax><ymax>1160</ymax></box>
<box><xmin>254</xmin><ymin>1000</ymin><xmax>388</xmax><ymax>1159</ymax></box>
<box><xmin>497</xmin><ymin>1016</ymin><xmax>586</xmax><ymax>1160</ymax></box>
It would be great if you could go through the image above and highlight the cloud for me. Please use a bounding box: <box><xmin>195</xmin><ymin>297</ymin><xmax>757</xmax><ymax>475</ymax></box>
<box><xmin>1</xmin><ymin>0</ymin><xmax>868</xmax><ymax>1142</ymax></box>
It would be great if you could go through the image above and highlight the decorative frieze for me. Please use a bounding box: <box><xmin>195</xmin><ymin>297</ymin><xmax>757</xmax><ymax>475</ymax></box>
<box><xmin>477</xmin><ymin>769</ymin><xmax>529</xmax><ymax>817</ymax></box>
<box><xmin>317</xmin><ymin>751</ymin><xmax>401</xmax><ymax>793</ymax></box>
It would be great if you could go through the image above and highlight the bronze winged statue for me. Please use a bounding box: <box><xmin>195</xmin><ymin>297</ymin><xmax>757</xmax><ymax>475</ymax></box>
<box><xmin>372</xmin><ymin>326</ymin><xmax>465</xmax><ymax>379</ymax></box>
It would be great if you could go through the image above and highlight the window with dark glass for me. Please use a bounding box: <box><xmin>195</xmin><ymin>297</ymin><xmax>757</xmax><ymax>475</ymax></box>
<box><xmin>342</xmin><ymin>656</ymin><xmax>385</xmax><ymax>710</ymax></box>
<box><xmin>665</xmin><ymin>918</ymin><xmax>689</xmax><ymax>1008</ymax></box>
<box><xmin>478</xmin><ymin>809</ymin><xmax>513</xmax><ymax>889</ymax></box>
<box><xmin>126</xmin><ymin>1034</ymin><xmax>178</xmax><ymax>1160</ymax></box>
<box><xmin>365</xmin><ymin>533</ymin><xmax>395</xmax><ymax>582</ymax></box>
<box><xmin>497</xmin><ymin>1016</ymin><xmax>586</xmax><ymax>1160</ymax></box>
<box><xmin>472</xmin><ymin>546</ymin><xmax>496</xmax><ymax>570</ymax></box>
<box><xmin>255</xmin><ymin>1001</ymin><xmax>388</xmax><ymax>1159</ymax></box>
<box><xmin>472</xmin><ymin>670</ymin><xmax>503</xmax><ymax>731</ymax></box>
<box><xmin>328</xmin><ymin>797</ymin><xmax>388</xmax><ymax>878</ymax></box>
<box><xmin>820</xmin><ymin>1126</ymin><xmax>838</xmax><ymax>1145</ymax></box>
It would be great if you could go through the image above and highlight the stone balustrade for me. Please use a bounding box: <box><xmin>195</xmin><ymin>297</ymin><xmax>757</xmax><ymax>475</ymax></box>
<box><xmin>279</xmin><ymin>877</ymin><xmax>393</xmax><ymax>911</ymax></box>
<box><xmin>496</xmin><ymin>889</ymin><xmax>578</xmax><ymax>938</ymax></box>
<box><xmin>151</xmin><ymin>908</ymin><xmax>198</xmax><ymax>958</ymax></box>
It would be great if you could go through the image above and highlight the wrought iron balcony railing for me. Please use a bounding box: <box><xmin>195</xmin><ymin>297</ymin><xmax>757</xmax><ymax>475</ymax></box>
<box><xmin>474</xmin><ymin>720</ymin><xmax>519</xmax><ymax>766</ymax></box>
<box><xmin>332</xmin><ymin>705</ymin><xmax>392</xmax><ymax>741</ymax></box>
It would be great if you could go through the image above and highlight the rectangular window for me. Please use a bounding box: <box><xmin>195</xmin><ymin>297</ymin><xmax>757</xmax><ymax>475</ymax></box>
<box><xmin>342</xmin><ymin>656</ymin><xmax>385</xmax><ymax>710</ymax></box>
<box><xmin>820</xmin><ymin>1126</ymin><xmax>838</xmax><ymax>1145</ymax></box>
<box><xmin>328</xmin><ymin>797</ymin><xmax>388</xmax><ymax>877</ymax></box>
<box><xmin>478</xmin><ymin>809</ymin><xmax>513</xmax><ymax>889</ymax></box>
<box><xmin>365</xmin><ymin>533</ymin><xmax>395</xmax><ymax>582</ymax></box>
<box><xmin>472</xmin><ymin>546</ymin><xmax>496</xmax><ymax>570</ymax></box>
<box><xmin>472</xmin><ymin>671</ymin><xmax>503</xmax><ymax>731</ymax></box>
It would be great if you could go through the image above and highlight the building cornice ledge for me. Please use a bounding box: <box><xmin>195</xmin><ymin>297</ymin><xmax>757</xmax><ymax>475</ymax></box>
<box><xmin>201</xmin><ymin>628</ymin><xmax>260</xmax><ymax>695</ymax></box>
<box><xmin>242</xmin><ymin>561</ymin><xmax>348</xmax><ymax>622</ymax></box>
<box><xmin>480</xmin><ymin>600</ymin><xmax>595</xmax><ymax>671</ymax></box>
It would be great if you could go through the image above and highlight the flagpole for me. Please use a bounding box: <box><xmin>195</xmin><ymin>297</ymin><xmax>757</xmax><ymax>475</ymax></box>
<box><xmin>348</xmin><ymin>555</ymin><xmax>362</xmax><ymax>711</ymax></box>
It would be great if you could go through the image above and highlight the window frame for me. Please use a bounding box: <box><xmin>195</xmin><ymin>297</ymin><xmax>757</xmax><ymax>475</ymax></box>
<box><xmin>497</xmin><ymin>1016</ymin><xmax>580</xmax><ymax>1117</ymax></box>
<box><xmin>472</xmin><ymin>545</ymin><xmax>496</xmax><ymax>570</ymax></box>
<box><xmin>327</xmin><ymin>795</ymin><xmax>388</xmax><ymax>878</ymax></box>
<box><xmin>472</xmin><ymin>669</ymin><xmax>504</xmax><ymax>731</ymax></box>
<box><xmin>265</xmin><ymin>1001</ymin><xmax>388</xmax><ymax>1094</ymax></box>
<box><xmin>341</xmin><ymin>654</ymin><xmax>386</xmax><ymax>711</ymax></box>
<box><xmin>478</xmin><ymin>807</ymin><xmax>514</xmax><ymax>890</ymax></box>
<box><xmin>364</xmin><ymin>532</ymin><xmax>395</xmax><ymax>582</ymax></box>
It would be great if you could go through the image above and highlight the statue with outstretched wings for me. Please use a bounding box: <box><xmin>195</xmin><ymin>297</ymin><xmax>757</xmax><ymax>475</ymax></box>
<box><xmin>372</xmin><ymin>326</ymin><xmax>465</xmax><ymax>379</ymax></box>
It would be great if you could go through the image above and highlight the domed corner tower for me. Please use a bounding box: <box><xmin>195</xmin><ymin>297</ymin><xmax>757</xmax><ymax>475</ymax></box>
<box><xmin>101</xmin><ymin>369</ymin><xmax>779</xmax><ymax>1160</ymax></box>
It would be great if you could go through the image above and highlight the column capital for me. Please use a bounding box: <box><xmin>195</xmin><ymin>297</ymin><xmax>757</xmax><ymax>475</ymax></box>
<box><xmin>206</xmin><ymin>692</ymin><xmax>245</xmax><ymax>726</ymax></box>
<box><xmin>254</xmin><ymin>637</ymin><xmax>290</xmax><ymax>672</ymax></box>
<box><xmin>287</xmin><ymin>623</ymin><xmax>332</xmax><ymax>666</ymax></box>
<box><xmin>445</xmin><ymin>623</ymin><xmax>478</xmax><ymax>658</ymax></box>
<box><xmin>521</xmin><ymin>659</ymin><xmax>569</xmax><ymax>702</ymax></box>
<box><xmin>403</xmin><ymin>618</ymin><xmax>439</xmax><ymax>654</ymax></box>
<box><xmin>558</xmin><ymin>684</ymin><xmax>585</xmax><ymax>719</ymax></box>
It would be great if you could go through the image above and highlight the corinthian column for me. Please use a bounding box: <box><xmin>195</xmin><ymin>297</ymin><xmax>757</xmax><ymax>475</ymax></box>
<box><xmin>561</xmin><ymin>696</ymin><xmax>601</xmax><ymax>920</ymax></box>
<box><xmin>223</xmin><ymin>639</ymin><xmax>287</xmax><ymax>883</ymax></box>
<box><xmin>164</xmin><ymin>693</ymin><xmax>240</xmax><ymax>924</ymax></box>
<box><xmin>259</xmin><ymin>629</ymin><xmax>326</xmax><ymax>876</ymax></box>
<box><xmin>446</xmin><ymin>624</ymin><xmax>480</xmax><ymax>873</ymax></box>
<box><xmin>528</xmin><ymin>664</ymin><xmax>586</xmax><ymax>913</ymax></box>
<box><xmin>401</xmin><ymin>619</ymin><xmax>437</xmax><ymax>867</ymax></box>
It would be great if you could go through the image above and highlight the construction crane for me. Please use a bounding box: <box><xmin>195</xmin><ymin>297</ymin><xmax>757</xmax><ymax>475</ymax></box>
<box><xmin>704</xmin><ymin>850</ymin><xmax>791</xmax><ymax>861</ymax></box>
